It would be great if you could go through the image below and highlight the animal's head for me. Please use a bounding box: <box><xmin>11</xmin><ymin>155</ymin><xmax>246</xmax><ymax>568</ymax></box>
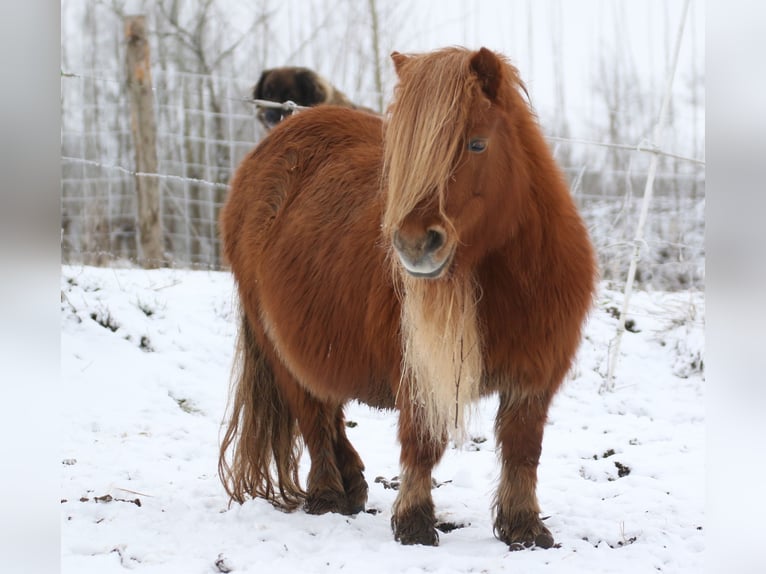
<box><xmin>382</xmin><ymin>47</ymin><xmax>534</xmax><ymax>279</ymax></box>
<box><xmin>253</xmin><ymin>67</ymin><xmax>328</xmax><ymax>129</ymax></box>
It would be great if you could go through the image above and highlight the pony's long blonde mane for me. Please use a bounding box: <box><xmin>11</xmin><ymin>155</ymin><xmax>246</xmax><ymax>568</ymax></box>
<box><xmin>383</xmin><ymin>48</ymin><xmax>491</xmax><ymax>443</ymax></box>
<box><xmin>382</xmin><ymin>48</ymin><xmax>480</xmax><ymax>236</ymax></box>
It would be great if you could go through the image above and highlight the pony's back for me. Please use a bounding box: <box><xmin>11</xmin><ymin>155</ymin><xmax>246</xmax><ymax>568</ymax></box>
<box><xmin>222</xmin><ymin>107</ymin><xmax>382</xmax><ymax>263</ymax></box>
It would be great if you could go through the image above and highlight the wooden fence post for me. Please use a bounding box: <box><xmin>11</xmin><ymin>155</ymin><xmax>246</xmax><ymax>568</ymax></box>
<box><xmin>125</xmin><ymin>15</ymin><xmax>163</xmax><ymax>268</ymax></box>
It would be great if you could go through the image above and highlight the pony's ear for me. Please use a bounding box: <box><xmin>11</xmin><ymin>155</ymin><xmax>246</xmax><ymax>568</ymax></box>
<box><xmin>470</xmin><ymin>47</ymin><xmax>503</xmax><ymax>101</ymax></box>
<box><xmin>391</xmin><ymin>51</ymin><xmax>409</xmax><ymax>75</ymax></box>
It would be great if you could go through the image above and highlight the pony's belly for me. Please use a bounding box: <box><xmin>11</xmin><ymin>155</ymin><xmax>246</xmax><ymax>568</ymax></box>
<box><xmin>257</xmin><ymin>286</ymin><xmax>397</xmax><ymax>409</ymax></box>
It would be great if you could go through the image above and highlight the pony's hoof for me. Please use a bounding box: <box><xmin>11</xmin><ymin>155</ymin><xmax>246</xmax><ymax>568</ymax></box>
<box><xmin>304</xmin><ymin>490</ymin><xmax>346</xmax><ymax>515</ymax></box>
<box><xmin>391</xmin><ymin>506</ymin><xmax>439</xmax><ymax>546</ymax></box>
<box><xmin>305</xmin><ymin>488</ymin><xmax>368</xmax><ymax>516</ymax></box>
<box><xmin>494</xmin><ymin>513</ymin><xmax>555</xmax><ymax>550</ymax></box>
<box><xmin>343</xmin><ymin>475</ymin><xmax>369</xmax><ymax>515</ymax></box>
<box><xmin>507</xmin><ymin>531</ymin><xmax>555</xmax><ymax>551</ymax></box>
<box><xmin>394</xmin><ymin>524</ymin><xmax>439</xmax><ymax>546</ymax></box>
<box><xmin>344</xmin><ymin>500</ymin><xmax>366</xmax><ymax>515</ymax></box>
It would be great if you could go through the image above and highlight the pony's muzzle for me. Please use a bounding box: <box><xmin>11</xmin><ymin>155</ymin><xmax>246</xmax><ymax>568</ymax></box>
<box><xmin>392</xmin><ymin>225</ymin><xmax>454</xmax><ymax>279</ymax></box>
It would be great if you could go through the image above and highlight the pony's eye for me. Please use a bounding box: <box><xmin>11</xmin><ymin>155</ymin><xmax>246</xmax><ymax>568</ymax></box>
<box><xmin>468</xmin><ymin>138</ymin><xmax>488</xmax><ymax>153</ymax></box>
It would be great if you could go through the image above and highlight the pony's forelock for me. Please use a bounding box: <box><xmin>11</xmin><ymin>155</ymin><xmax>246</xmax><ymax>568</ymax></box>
<box><xmin>382</xmin><ymin>48</ymin><xmax>482</xmax><ymax>237</ymax></box>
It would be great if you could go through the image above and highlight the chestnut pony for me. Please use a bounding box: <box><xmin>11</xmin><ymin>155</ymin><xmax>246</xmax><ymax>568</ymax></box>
<box><xmin>219</xmin><ymin>47</ymin><xmax>596</xmax><ymax>549</ymax></box>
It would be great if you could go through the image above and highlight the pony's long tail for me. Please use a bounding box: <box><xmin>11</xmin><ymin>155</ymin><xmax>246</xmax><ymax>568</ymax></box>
<box><xmin>218</xmin><ymin>309</ymin><xmax>305</xmax><ymax>510</ymax></box>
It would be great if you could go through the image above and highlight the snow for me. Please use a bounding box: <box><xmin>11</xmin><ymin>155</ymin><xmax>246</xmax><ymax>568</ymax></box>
<box><xmin>60</xmin><ymin>265</ymin><xmax>704</xmax><ymax>573</ymax></box>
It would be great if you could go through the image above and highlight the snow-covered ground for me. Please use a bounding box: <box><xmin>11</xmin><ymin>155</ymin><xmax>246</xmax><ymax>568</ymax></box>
<box><xmin>60</xmin><ymin>265</ymin><xmax>704</xmax><ymax>573</ymax></box>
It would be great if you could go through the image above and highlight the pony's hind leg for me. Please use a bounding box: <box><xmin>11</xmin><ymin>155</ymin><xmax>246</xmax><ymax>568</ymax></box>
<box><xmin>391</xmin><ymin>401</ymin><xmax>447</xmax><ymax>546</ymax></box>
<box><xmin>275</xmin><ymin>365</ymin><xmax>366</xmax><ymax>515</ymax></box>
<box><xmin>493</xmin><ymin>388</ymin><xmax>555</xmax><ymax>550</ymax></box>
<box><xmin>332</xmin><ymin>407</ymin><xmax>368</xmax><ymax>514</ymax></box>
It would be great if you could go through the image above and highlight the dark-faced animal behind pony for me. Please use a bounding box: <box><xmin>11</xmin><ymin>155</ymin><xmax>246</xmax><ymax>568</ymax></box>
<box><xmin>220</xmin><ymin>47</ymin><xmax>597</xmax><ymax>549</ymax></box>
<box><xmin>252</xmin><ymin>66</ymin><xmax>366</xmax><ymax>130</ymax></box>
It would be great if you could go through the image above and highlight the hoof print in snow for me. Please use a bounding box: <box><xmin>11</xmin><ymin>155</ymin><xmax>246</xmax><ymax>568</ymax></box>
<box><xmin>111</xmin><ymin>546</ymin><xmax>140</xmax><ymax>567</ymax></box>
<box><xmin>171</xmin><ymin>394</ymin><xmax>201</xmax><ymax>414</ymax></box>
<box><xmin>374</xmin><ymin>475</ymin><xmax>400</xmax><ymax>490</ymax></box>
<box><xmin>89</xmin><ymin>493</ymin><xmax>142</xmax><ymax>507</ymax></box>
<box><xmin>375</xmin><ymin>476</ymin><xmax>451</xmax><ymax>491</ymax></box>
<box><xmin>624</xmin><ymin>319</ymin><xmax>640</xmax><ymax>333</ymax></box>
<box><xmin>582</xmin><ymin>535</ymin><xmax>637</xmax><ymax>549</ymax></box>
<box><xmin>215</xmin><ymin>553</ymin><xmax>234</xmax><ymax>573</ymax></box>
<box><xmin>435</xmin><ymin>520</ymin><xmax>468</xmax><ymax>534</ymax></box>
<box><xmin>604</xmin><ymin>307</ymin><xmax>640</xmax><ymax>333</ymax></box>
<box><xmin>139</xmin><ymin>335</ymin><xmax>154</xmax><ymax>352</ymax></box>
<box><xmin>606</xmin><ymin>461</ymin><xmax>632</xmax><ymax>481</ymax></box>
<box><xmin>616</xmin><ymin>535</ymin><xmax>638</xmax><ymax>547</ymax></box>
<box><xmin>465</xmin><ymin>436</ymin><xmax>488</xmax><ymax>451</ymax></box>
<box><xmin>614</xmin><ymin>461</ymin><xmax>631</xmax><ymax>478</ymax></box>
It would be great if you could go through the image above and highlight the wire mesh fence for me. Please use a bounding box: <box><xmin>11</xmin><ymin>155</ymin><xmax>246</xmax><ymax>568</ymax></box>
<box><xmin>60</xmin><ymin>69</ymin><xmax>704</xmax><ymax>290</ymax></box>
<box><xmin>61</xmin><ymin>69</ymin><xmax>265</xmax><ymax>269</ymax></box>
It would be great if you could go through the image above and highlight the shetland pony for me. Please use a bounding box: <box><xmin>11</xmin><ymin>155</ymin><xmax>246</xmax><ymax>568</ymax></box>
<box><xmin>219</xmin><ymin>47</ymin><xmax>596</xmax><ymax>549</ymax></box>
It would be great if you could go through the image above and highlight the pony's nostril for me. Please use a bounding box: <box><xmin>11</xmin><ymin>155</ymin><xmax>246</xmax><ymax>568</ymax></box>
<box><xmin>425</xmin><ymin>228</ymin><xmax>445</xmax><ymax>253</ymax></box>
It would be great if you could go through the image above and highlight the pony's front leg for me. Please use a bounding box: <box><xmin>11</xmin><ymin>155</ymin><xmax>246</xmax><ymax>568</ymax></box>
<box><xmin>391</xmin><ymin>400</ymin><xmax>447</xmax><ymax>546</ymax></box>
<box><xmin>493</xmin><ymin>388</ymin><xmax>555</xmax><ymax>550</ymax></box>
